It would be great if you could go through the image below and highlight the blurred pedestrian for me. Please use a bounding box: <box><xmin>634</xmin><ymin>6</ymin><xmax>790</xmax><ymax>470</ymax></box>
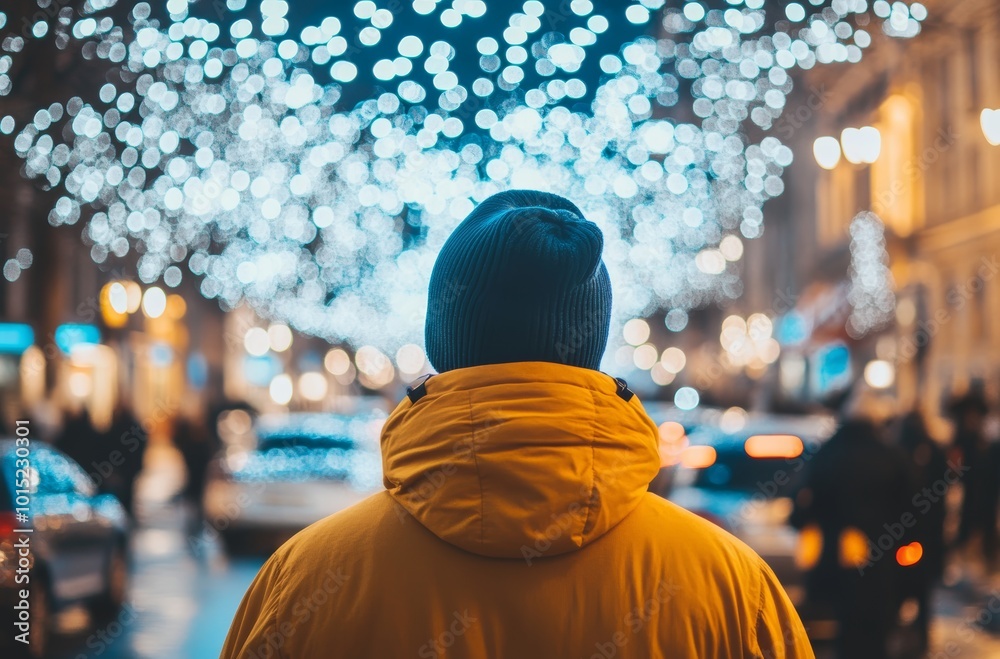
<box><xmin>222</xmin><ymin>191</ymin><xmax>813</xmax><ymax>658</ymax></box>
<box><xmin>894</xmin><ymin>409</ymin><xmax>949</xmax><ymax>653</ymax></box>
<box><xmin>54</xmin><ymin>407</ymin><xmax>101</xmax><ymax>477</ymax></box>
<box><xmin>791</xmin><ymin>386</ymin><xmax>912</xmax><ymax>659</ymax></box>
<box><xmin>173</xmin><ymin>408</ymin><xmax>218</xmax><ymax>536</ymax></box>
<box><xmin>949</xmin><ymin>390</ymin><xmax>999</xmax><ymax>566</ymax></box>
<box><xmin>105</xmin><ymin>402</ymin><xmax>147</xmax><ymax>519</ymax></box>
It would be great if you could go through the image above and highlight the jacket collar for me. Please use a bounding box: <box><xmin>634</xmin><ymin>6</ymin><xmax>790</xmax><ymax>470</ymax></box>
<box><xmin>381</xmin><ymin>362</ymin><xmax>660</xmax><ymax>559</ymax></box>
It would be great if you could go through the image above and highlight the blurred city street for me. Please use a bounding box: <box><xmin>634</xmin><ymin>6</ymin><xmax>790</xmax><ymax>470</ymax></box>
<box><xmin>3</xmin><ymin>0</ymin><xmax>1000</xmax><ymax>656</ymax></box>
<box><xmin>21</xmin><ymin>444</ymin><xmax>1000</xmax><ymax>659</ymax></box>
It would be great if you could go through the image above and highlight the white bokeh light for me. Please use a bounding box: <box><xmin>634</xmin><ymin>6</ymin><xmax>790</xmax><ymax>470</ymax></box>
<box><xmin>1</xmin><ymin>0</ymin><xmax>927</xmax><ymax>355</ymax></box>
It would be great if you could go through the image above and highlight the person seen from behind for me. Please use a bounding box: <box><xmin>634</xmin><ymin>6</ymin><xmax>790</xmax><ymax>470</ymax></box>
<box><xmin>949</xmin><ymin>390</ymin><xmax>999</xmax><ymax>567</ymax></box>
<box><xmin>894</xmin><ymin>409</ymin><xmax>949</xmax><ymax>654</ymax></box>
<box><xmin>222</xmin><ymin>190</ymin><xmax>813</xmax><ymax>658</ymax></box>
<box><xmin>790</xmin><ymin>386</ymin><xmax>911</xmax><ymax>659</ymax></box>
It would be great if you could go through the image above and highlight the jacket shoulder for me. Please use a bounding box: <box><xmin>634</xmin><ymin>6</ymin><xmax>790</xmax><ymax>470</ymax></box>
<box><xmin>632</xmin><ymin>493</ymin><xmax>765</xmax><ymax>567</ymax></box>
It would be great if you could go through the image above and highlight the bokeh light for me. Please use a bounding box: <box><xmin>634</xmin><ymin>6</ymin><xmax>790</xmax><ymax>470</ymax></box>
<box><xmin>1</xmin><ymin>0</ymin><xmax>926</xmax><ymax>354</ymax></box>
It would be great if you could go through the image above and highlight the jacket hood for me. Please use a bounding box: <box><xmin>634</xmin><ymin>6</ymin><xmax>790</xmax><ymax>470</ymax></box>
<box><xmin>381</xmin><ymin>362</ymin><xmax>661</xmax><ymax>559</ymax></box>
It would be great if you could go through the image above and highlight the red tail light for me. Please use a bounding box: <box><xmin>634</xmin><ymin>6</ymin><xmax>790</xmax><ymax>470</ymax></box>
<box><xmin>0</xmin><ymin>512</ymin><xmax>17</xmax><ymax>538</ymax></box>
<box><xmin>896</xmin><ymin>542</ymin><xmax>923</xmax><ymax>567</ymax></box>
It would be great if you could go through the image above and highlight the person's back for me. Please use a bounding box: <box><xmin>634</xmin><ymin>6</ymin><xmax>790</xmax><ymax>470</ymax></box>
<box><xmin>791</xmin><ymin>397</ymin><xmax>910</xmax><ymax>659</ymax></box>
<box><xmin>222</xmin><ymin>191</ymin><xmax>812</xmax><ymax>658</ymax></box>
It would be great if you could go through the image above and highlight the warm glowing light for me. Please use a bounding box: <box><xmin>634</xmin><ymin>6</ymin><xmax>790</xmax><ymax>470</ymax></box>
<box><xmin>633</xmin><ymin>343</ymin><xmax>659</xmax><ymax>370</ymax></box>
<box><xmin>298</xmin><ymin>372</ymin><xmax>328</xmax><ymax>401</ymax></box>
<box><xmin>841</xmin><ymin>126</ymin><xmax>881</xmax><ymax>164</ymax></box>
<box><xmin>863</xmin><ymin>359</ymin><xmax>895</xmax><ymax>389</ymax></box>
<box><xmin>68</xmin><ymin>371</ymin><xmax>93</xmax><ymax>398</ymax></box>
<box><xmin>796</xmin><ymin>525</ymin><xmax>823</xmax><ymax>569</ymax></box>
<box><xmin>324</xmin><ymin>348</ymin><xmax>351</xmax><ymax>375</ymax></box>
<box><xmin>165</xmin><ymin>294</ymin><xmax>187</xmax><ymax>319</ymax></box>
<box><xmin>719</xmin><ymin>235</ymin><xmax>744</xmax><ymax>261</ymax></box>
<box><xmin>896</xmin><ymin>542</ymin><xmax>923</xmax><ymax>567</ymax></box>
<box><xmin>395</xmin><ymin>343</ymin><xmax>426</xmax><ymax>374</ymax></box>
<box><xmin>657</xmin><ymin>421</ymin><xmax>688</xmax><ymax>467</ymax></box>
<box><xmin>124</xmin><ymin>281</ymin><xmax>142</xmax><ymax>313</ymax></box>
<box><xmin>745</xmin><ymin>434</ymin><xmax>804</xmax><ymax>459</ymax></box>
<box><xmin>812</xmin><ymin>136</ymin><xmax>841</xmax><ymax>169</ymax></box>
<box><xmin>650</xmin><ymin>363</ymin><xmax>675</xmax><ymax>386</ymax></box>
<box><xmin>623</xmin><ymin>319</ymin><xmax>650</xmax><ymax>346</ymax></box>
<box><xmin>141</xmin><ymin>287</ymin><xmax>167</xmax><ymax>318</ymax></box>
<box><xmin>839</xmin><ymin>527</ymin><xmax>870</xmax><ymax>568</ymax></box>
<box><xmin>695</xmin><ymin>249</ymin><xmax>726</xmax><ymax>275</ymax></box>
<box><xmin>107</xmin><ymin>282</ymin><xmax>128</xmax><ymax>314</ymax></box>
<box><xmin>269</xmin><ymin>374</ymin><xmax>293</xmax><ymax>405</ymax></box>
<box><xmin>680</xmin><ymin>445</ymin><xmax>716</xmax><ymax>469</ymax></box>
<box><xmin>660</xmin><ymin>347</ymin><xmax>686</xmax><ymax>374</ymax></box>
<box><xmin>981</xmin><ymin>108</ymin><xmax>1000</xmax><ymax>146</ymax></box>
<box><xmin>719</xmin><ymin>407</ymin><xmax>747</xmax><ymax>433</ymax></box>
<box><xmin>267</xmin><ymin>324</ymin><xmax>293</xmax><ymax>352</ymax></box>
<box><xmin>100</xmin><ymin>282</ymin><xmax>129</xmax><ymax>328</ymax></box>
<box><xmin>244</xmin><ymin>327</ymin><xmax>270</xmax><ymax>356</ymax></box>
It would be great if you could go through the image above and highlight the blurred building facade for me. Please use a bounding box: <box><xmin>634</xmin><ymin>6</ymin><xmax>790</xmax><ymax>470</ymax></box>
<box><xmin>756</xmin><ymin>0</ymin><xmax>1000</xmax><ymax>416</ymax></box>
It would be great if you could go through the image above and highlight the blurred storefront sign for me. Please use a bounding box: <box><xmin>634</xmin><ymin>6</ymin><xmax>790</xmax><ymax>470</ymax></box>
<box><xmin>0</xmin><ymin>323</ymin><xmax>35</xmax><ymax>354</ymax></box>
<box><xmin>54</xmin><ymin>323</ymin><xmax>101</xmax><ymax>354</ymax></box>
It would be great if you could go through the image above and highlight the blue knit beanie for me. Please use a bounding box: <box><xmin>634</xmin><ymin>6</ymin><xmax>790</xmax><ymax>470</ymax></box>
<box><xmin>425</xmin><ymin>190</ymin><xmax>612</xmax><ymax>373</ymax></box>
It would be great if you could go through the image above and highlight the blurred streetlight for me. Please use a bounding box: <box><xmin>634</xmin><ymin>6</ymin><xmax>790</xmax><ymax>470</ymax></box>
<box><xmin>141</xmin><ymin>286</ymin><xmax>167</xmax><ymax>318</ymax></box>
<box><xmin>107</xmin><ymin>282</ymin><xmax>128</xmax><ymax>314</ymax></box>
<box><xmin>269</xmin><ymin>374</ymin><xmax>293</xmax><ymax>405</ymax></box>
<box><xmin>840</xmin><ymin>126</ymin><xmax>881</xmax><ymax>164</ymax></box>
<box><xmin>244</xmin><ymin>327</ymin><xmax>270</xmax><ymax>356</ymax></box>
<box><xmin>812</xmin><ymin>136</ymin><xmax>841</xmax><ymax>169</ymax></box>
<box><xmin>124</xmin><ymin>281</ymin><xmax>142</xmax><ymax>313</ymax></box>
<box><xmin>982</xmin><ymin>108</ymin><xmax>1000</xmax><ymax>146</ymax></box>
<box><xmin>622</xmin><ymin>318</ymin><xmax>650</xmax><ymax>346</ymax></box>
<box><xmin>324</xmin><ymin>348</ymin><xmax>351</xmax><ymax>375</ymax></box>
<box><xmin>863</xmin><ymin>359</ymin><xmax>895</xmax><ymax>389</ymax></box>
<box><xmin>298</xmin><ymin>372</ymin><xmax>329</xmax><ymax>401</ymax></box>
<box><xmin>267</xmin><ymin>323</ymin><xmax>293</xmax><ymax>352</ymax></box>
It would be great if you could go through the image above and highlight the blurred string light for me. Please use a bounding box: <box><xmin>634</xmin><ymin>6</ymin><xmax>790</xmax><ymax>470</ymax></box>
<box><xmin>0</xmin><ymin>1</ymin><xmax>926</xmax><ymax>354</ymax></box>
<box><xmin>719</xmin><ymin>312</ymin><xmax>780</xmax><ymax>371</ymax></box>
<box><xmin>847</xmin><ymin>211</ymin><xmax>895</xmax><ymax>338</ymax></box>
<box><xmin>3</xmin><ymin>248</ymin><xmax>33</xmax><ymax>282</ymax></box>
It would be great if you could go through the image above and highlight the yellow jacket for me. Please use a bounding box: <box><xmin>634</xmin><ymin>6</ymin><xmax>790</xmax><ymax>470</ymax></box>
<box><xmin>222</xmin><ymin>363</ymin><xmax>813</xmax><ymax>658</ymax></box>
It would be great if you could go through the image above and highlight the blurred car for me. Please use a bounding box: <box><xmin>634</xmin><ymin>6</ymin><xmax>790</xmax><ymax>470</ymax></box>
<box><xmin>203</xmin><ymin>412</ymin><xmax>384</xmax><ymax>550</ymax></box>
<box><xmin>0</xmin><ymin>440</ymin><xmax>129</xmax><ymax>658</ymax></box>
<box><xmin>657</xmin><ymin>414</ymin><xmax>836</xmax><ymax>606</ymax></box>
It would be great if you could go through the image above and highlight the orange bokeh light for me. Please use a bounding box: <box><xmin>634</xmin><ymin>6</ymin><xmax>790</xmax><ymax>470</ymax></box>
<box><xmin>896</xmin><ymin>542</ymin><xmax>923</xmax><ymax>567</ymax></box>
<box><xmin>657</xmin><ymin>421</ymin><xmax>689</xmax><ymax>467</ymax></box>
<box><xmin>745</xmin><ymin>434</ymin><xmax>804</xmax><ymax>459</ymax></box>
<box><xmin>680</xmin><ymin>445</ymin><xmax>717</xmax><ymax>469</ymax></box>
